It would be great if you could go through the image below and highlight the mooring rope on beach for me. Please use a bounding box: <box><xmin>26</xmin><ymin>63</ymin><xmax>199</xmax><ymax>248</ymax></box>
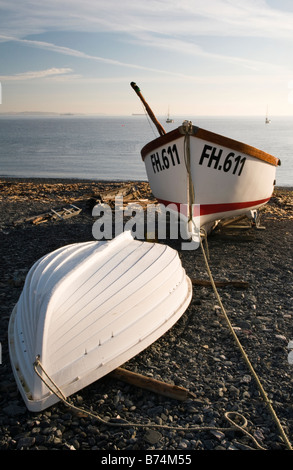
<box><xmin>33</xmin><ymin>356</ymin><xmax>267</xmax><ymax>450</ymax></box>
<box><xmin>198</xmin><ymin>230</ymin><xmax>292</xmax><ymax>451</ymax></box>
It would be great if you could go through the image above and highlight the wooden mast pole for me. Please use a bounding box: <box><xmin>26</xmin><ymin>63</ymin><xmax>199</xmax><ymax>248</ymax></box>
<box><xmin>130</xmin><ymin>82</ymin><xmax>166</xmax><ymax>137</ymax></box>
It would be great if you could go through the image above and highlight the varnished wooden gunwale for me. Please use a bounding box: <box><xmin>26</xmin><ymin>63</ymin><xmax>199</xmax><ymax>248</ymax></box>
<box><xmin>141</xmin><ymin>127</ymin><xmax>280</xmax><ymax>167</ymax></box>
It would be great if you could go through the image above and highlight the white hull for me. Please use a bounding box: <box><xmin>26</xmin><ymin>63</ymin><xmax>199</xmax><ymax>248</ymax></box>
<box><xmin>8</xmin><ymin>232</ymin><xmax>192</xmax><ymax>411</ymax></box>
<box><xmin>141</xmin><ymin>122</ymin><xmax>280</xmax><ymax>229</ymax></box>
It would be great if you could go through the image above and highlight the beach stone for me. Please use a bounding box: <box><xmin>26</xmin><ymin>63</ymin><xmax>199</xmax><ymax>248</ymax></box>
<box><xmin>31</xmin><ymin>427</ymin><xmax>41</xmax><ymax>434</ymax></box>
<box><xmin>17</xmin><ymin>436</ymin><xmax>36</xmax><ymax>449</ymax></box>
<box><xmin>53</xmin><ymin>437</ymin><xmax>63</xmax><ymax>446</ymax></box>
<box><xmin>210</xmin><ymin>430</ymin><xmax>226</xmax><ymax>440</ymax></box>
<box><xmin>144</xmin><ymin>430</ymin><xmax>162</xmax><ymax>444</ymax></box>
<box><xmin>178</xmin><ymin>439</ymin><xmax>189</xmax><ymax>449</ymax></box>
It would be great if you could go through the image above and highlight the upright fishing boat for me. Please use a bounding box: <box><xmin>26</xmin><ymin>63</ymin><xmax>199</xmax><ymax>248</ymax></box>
<box><xmin>8</xmin><ymin>232</ymin><xmax>192</xmax><ymax>411</ymax></box>
<box><xmin>131</xmin><ymin>82</ymin><xmax>280</xmax><ymax>236</ymax></box>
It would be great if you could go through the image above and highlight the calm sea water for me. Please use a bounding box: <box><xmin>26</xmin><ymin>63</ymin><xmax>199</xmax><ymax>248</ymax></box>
<box><xmin>0</xmin><ymin>114</ymin><xmax>292</xmax><ymax>186</ymax></box>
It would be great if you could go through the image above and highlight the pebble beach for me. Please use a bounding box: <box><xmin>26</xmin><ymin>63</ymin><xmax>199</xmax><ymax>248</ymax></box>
<box><xmin>0</xmin><ymin>178</ymin><xmax>292</xmax><ymax>453</ymax></box>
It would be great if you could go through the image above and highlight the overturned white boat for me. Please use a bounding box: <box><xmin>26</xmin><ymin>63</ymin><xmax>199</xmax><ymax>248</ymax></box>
<box><xmin>8</xmin><ymin>232</ymin><xmax>192</xmax><ymax>411</ymax></box>
<box><xmin>131</xmin><ymin>82</ymin><xmax>280</xmax><ymax>236</ymax></box>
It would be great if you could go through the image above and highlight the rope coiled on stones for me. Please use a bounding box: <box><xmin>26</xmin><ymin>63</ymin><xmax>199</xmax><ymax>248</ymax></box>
<box><xmin>33</xmin><ymin>356</ymin><xmax>265</xmax><ymax>450</ymax></box>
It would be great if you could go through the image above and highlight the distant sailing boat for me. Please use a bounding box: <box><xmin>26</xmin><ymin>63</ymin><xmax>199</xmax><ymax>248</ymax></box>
<box><xmin>166</xmin><ymin>107</ymin><xmax>174</xmax><ymax>123</ymax></box>
<box><xmin>265</xmin><ymin>105</ymin><xmax>271</xmax><ymax>124</ymax></box>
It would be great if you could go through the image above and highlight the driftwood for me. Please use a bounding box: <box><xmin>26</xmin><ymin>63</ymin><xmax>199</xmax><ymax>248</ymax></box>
<box><xmin>100</xmin><ymin>184</ymin><xmax>138</xmax><ymax>201</ymax></box>
<box><xmin>15</xmin><ymin>204</ymin><xmax>82</xmax><ymax>225</ymax></box>
<box><xmin>109</xmin><ymin>367</ymin><xmax>195</xmax><ymax>401</ymax></box>
<box><xmin>100</xmin><ymin>184</ymin><xmax>153</xmax><ymax>205</ymax></box>
<box><xmin>86</xmin><ymin>184</ymin><xmax>154</xmax><ymax>211</ymax></box>
<box><xmin>219</xmin><ymin>214</ymin><xmax>248</xmax><ymax>227</ymax></box>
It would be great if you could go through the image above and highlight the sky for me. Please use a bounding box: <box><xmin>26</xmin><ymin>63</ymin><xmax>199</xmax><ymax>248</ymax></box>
<box><xmin>0</xmin><ymin>0</ymin><xmax>293</xmax><ymax>116</ymax></box>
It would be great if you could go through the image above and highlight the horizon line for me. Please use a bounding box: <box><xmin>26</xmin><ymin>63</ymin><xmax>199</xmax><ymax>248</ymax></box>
<box><xmin>0</xmin><ymin>111</ymin><xmax>292</xmax><ymax>118</ymax></box>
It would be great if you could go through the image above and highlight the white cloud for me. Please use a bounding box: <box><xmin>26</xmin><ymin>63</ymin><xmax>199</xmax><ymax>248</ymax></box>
<box><xmin>0</xmin><ymin>31</ymin><xmax>289</xmax><ymax>81</ymax></box>
<box><xmin>0</xmin><ymin>67</ymin><xmax>73</xmax><ymax>81</ymax></box>
<box><xmin>0</xmin><ymin>34</ymin><xmax>197</xmax><ymax>78</ymax></box>
<box><xmin>1</xmin><ymin>0</ymin><xmax>293</xmax><ymax>115</ymax></box>
<box><xmin>1</xmin><ymin>0</ymin><xmax>293</xmax><ymax>39</ymax></box>
<box><xmin>0</xmin><ymin>0</ymin><xmax>292</xmax><ymax>82</ymax></box>
<box><xmin>130</xmin><ymin>32</ymin><xmax>287</xmax><ymax>73</ymax></box>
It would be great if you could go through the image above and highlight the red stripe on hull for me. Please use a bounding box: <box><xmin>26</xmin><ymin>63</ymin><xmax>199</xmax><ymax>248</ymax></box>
<box><xmin>156</xmin><ymin>197</ymin><xmax>271</xmax><ymax>216</ymax></box>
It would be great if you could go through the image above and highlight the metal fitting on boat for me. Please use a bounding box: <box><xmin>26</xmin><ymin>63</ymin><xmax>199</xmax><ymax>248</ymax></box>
<box><xmin>179</xmin><ymin>120</ymin><xmax>198</xmax><ymax>135</ymax></box>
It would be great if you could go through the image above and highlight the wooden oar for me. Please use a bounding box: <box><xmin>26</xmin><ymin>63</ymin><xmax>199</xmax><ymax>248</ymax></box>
<box><xmin>130</xmin><ymin>82</ymin><xmax>166</xmax><ymax>137</ymax></box>
<box><xmin>110</xmin><ymin>367</ymin><xmax>195</xmax><ymax>401</ymax></box>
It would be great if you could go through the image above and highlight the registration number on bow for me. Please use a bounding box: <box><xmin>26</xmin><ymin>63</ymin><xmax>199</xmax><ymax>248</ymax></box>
<box><xmin>150</xmin><ymin>144</ymin><xmax>181</xmax><ymax>174</ymax></box>
<box><xmin>199</xmin><ymin>144</ymin><xmax>246</xmax><ymax>176</ymax></box>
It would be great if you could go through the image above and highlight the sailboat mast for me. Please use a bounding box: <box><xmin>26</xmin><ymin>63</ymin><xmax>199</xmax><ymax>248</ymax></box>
<box><xmin>265</xmin><ymin>105</ymin><xmax>271</xmax><ymax>124</ymax></box>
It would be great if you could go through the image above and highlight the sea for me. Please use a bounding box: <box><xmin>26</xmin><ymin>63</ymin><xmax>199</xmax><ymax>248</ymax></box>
<box><xmin>0</xmin><ymin>114</ymin><xmax>292</xmax><ymax>187</ymax></box>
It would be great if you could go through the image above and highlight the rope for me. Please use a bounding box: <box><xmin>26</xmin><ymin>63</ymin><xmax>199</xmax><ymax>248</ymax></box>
<box><xmin>199</xmin><ymin>232</ymin><xmax>292</xmax><ymax>451</ymax></box>
<box><xmin>182</xmin><ymin>121</ymin><xmax>195</xmax><ymax>230</ymax></box>
<box><xmin>140</xmin><ymin>102</ymin><xmax>157</xmax><ymax>138</ymax></box>
<box><xmin>33</xmin><ymin>357</ymin><xmax>265</xmax><ymax>450</ymax></box>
